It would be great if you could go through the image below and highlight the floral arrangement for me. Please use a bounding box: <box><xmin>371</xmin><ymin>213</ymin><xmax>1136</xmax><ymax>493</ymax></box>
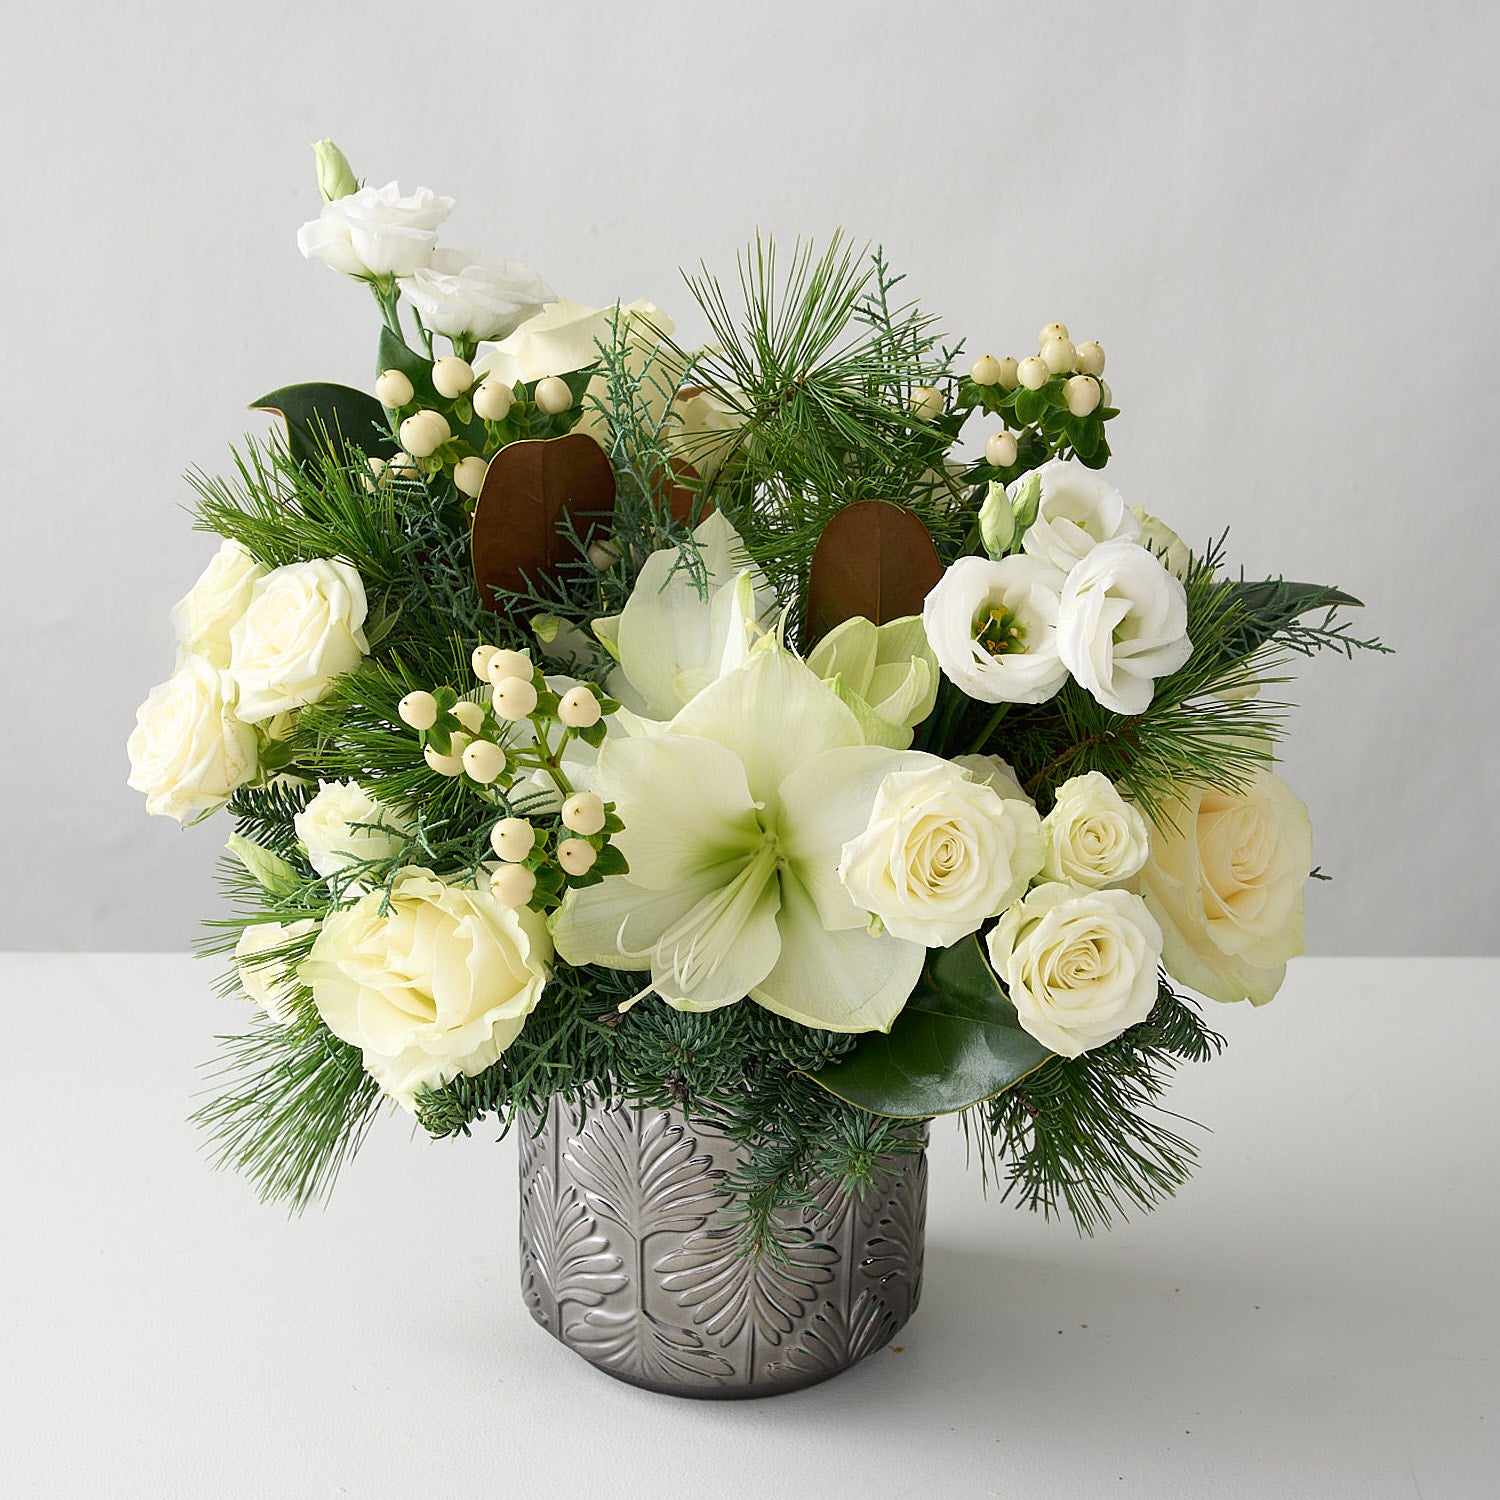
<box><xmin>128</xmin><ymin>143</ymin><xmax>1382</xmax><ymax>1239</ymax></box>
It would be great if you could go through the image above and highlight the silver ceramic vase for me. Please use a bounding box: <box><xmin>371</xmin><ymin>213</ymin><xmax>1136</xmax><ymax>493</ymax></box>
<box><xmin>518</xmin><ymin>1092</ymin><xmax>928</xmax><ymax>1398</ymax></box>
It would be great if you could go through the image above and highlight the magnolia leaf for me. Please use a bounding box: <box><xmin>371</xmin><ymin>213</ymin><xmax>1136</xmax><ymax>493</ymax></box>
<box><xmin>250</xmin><ymin>382</ymin><xmax>395</xmax><ymax>469</ymax></box>
<box><xmin>471</xmin><ymin>433</ymin><xmax>617</xmax><ymax>608</ymax></box>
<box><xmin>1218</xmin><ymin>579</ymin><xmax>1364</xmax><ymax>662</ymax></box>
<box><xmin>804</xmin><ymin>500</ymin><xmax>944</xmax><ymax>645</ymax></box>
<box><xmin>802</xmin><ymin>935</ymin><xmax>1052</xmax><ymax>1118</ymax></box>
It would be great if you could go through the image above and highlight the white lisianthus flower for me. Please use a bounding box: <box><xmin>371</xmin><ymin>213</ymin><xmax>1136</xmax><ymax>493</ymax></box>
<box><xmin>234</xmin><ymin>918</ymin><xmax>318</xmax><ymax>1025</ymax></box>
<box><xmin>127</xmin><ymin>655</ymin><xmax>259</xmax><ymax>822</ymax></box>
<box><xmin>922</xmin><ymin>553</ymin><xmax>1069</xmax><ymax>704</ymax></box>
<box><xmin>1056</xmin><ymin>540</ymin><xmax>1192</xmax><ymax>715</ymax></box>
<box><xmin>551</xmin><ymin>647</ymin><xmax>942</xmax><ymax>1031</ymax></box>
<box><xmin>807</xmin><ymin>615</ymin><xmax>939</xmax><ymax>750</ymax></box>
<box><xmin>986</xmin><ymin>882</ymin><xmax>1163</xmax><ymax>1057</ymax></box>
<box><xmin>227</xmin><ymin>559</ymin><xmax>370</xmax><ymax>723</ymax></box>
<box><xmin>170</xmin><ymin>539</ymin><xmax>267</xmax><ymax>669</ymax></box>
<box><xmin>1130</xmin><ymin>503</ymin><xmax>1193</xmax><ymax>580</ymax></box>
<box><xmin>604</xmin><ymin>511</ymin><xmax>778</xmax><ymax>721</ymax></box>
<box><xmin>839</xmin><ymin>762</ymin><xmax>1045</xmax><ymax>946</ymax></box>
<box><xmin>294</xmin><ymin>780</ymin><xmax>414</xmax><ymax>880</ymax></box>
<box><xmin>951</xmin><ymin>753</ymin><xmax>1032</xmax><ymax>806</ymax></box>
<box><xmin>296</xmin><ymin>181</ymin><xmax>454</xmax><ymax>280</ymax></box>
<box><xmin>300</xmin><ymin>867</ymin><xmax>551</xmax><ymax>1109</ymax></box>
<box><xmin>1041</xmin><ymin>771</ymin><xmax>1151</xmax><ymax>888</ymax></box>
<box><xmin>1017</xmin><ymin>458</ymin><xmax>1139</xmax><ymax>573</ymax></box>
<box><xmin>1136</xmin><ymin>768</ymin><xmax>1312</xmax><ymax>1005</ymax></box>
<box><xmin>400</xmin><ymin>249</ymin><xmax>554</xmax><ymax>342</ymax></box>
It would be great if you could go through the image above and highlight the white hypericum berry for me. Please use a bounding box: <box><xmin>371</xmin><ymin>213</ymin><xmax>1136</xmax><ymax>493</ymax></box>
<box><xmin>587</xmin><ymin>540</ymin><xmax>622</xmax><ymax>571</ymax></box>
<box><xmin>969</xmin><ymin>354</ymin><xmax>1004</xmax><ymax>387</ymax></box>
<box><xmin>489</xmin><ymin>863</ymin><xmax>537</xmax><ymax>907</ymax></box>
<box><xmin>485</xmin><ymin>649</ymin><xmax>533</xmax><ymax>689</ymax></box>
<box><xmin>557</xmin><ymin>838</ymin><xmax>597</xmax><ymax>876</ymax></box>
<box><xmin>386</xmin><ymin>451</ymin><xmax>421</xmax><ymax>478</ymax></box>
<box><xmin>489</xmin><ymin>817</ymin><xmax>536</xmax><ymax>862</ymax></box>
<box><xmin>453</xmin><ymin>700</ymin><xmax>487</xmax><ymax>734</ymax></box>
<box><xmin>398</xmin><ymin>690</ymin><xmax>439</xmax><ymax>731</ymax></box>
<box><xmin>534</xmin><ymin>376</ymin><xmax>573</xmax><ymax>415</ymax></box>
<box><xmin>367</xmin><ymin>455</ymin><xmax>388</xmax><ymax>480</ymax></box>
<box><xmin>1017</xmin><ymin>356</ymin><xmax>1050</xmax><ymax>391</ymax></box>
<box><xmin>984</xmin><ymin>431</ymin><xmax>1019</xmax><ymax>468</ymax></box>
<box><xmin>1040</xmin><ymin>336</ymin><xmax>1076</xmax><ymax>375</ymax></box>
<box><xmin>1038</xmin><ymin>322</ymin><xmax>1069</xmax><ymax>347</ymax></box>
<box><xmin>910</xmin><ymin>385</ymin><xmax>945</xmax><ymax>422</ymax></box>
<box><xmin>472</xmin><ymin>643</ymin><xmax>498</xmax><ymax>679</ymax></box>
<box><xmin>461</xmin><ymin>739</ymin><xmax>505</xmax><ymax>784</ymax></box>
<box><xmin>492</xmin><ymin>676</ymin><xmax>539</xmax><ymax>721</ymax></box>
<box><xmin>453</xmin><ymin>455</ymin><xmax>488</xmax><ymax>499</ymax></box>
<box><xmin>557</xmin><ymin>685</ymin><xmax>602</xmax><ymax>729</ymax></box>
<box><xmin>424</xmin><ymin>744</ymin><xmax>464</xmax><ymax>777</ymax></box>
<box><xmin>1065</xmin><ymin>374</ymin><xmax>1101</xmax><ymax>417</ymax></box>
<box><xmin>995</xmin><ymin>356</ymin><xmax>1020</xmax><ymax>391</ymax></box>
<box><xmin>431</xmin><ymin>356</ymin><xmax>475</xmax><ymax>399</ymax></box>
<box><xmin>561</xmin><ymin>792</ymin><xmax>607</xmax><ymax>836</ymax></box>
<box><xmin>1075</xmin><ymin>341</ymin><xmax>1106</xmax><ymax>377</ymax></box>
<box><xmin>399</xmin><ymin>409</ymin><xmax>451</xmax><ymax>458</ymax></box>
<box><xmin>375</xmin><ymin>369</ymin><xmax>415</xmax><ymax>408</ymax></box>
<box><xmin>472</xmin><ymin>379</ymin><xmax>514</xmax><ymax>423</ymax></box>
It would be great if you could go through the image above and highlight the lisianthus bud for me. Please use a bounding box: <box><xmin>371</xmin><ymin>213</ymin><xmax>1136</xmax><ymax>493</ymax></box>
<box><xmin>1075</xmin><ymin>341</ymin><xmax>1106</xmax><ymax>377</ymax></box>
<box><xmin>984</xmin><ymin>431</ymin><xmax>1018</xmax><ymax>469</ymax></box>
<box><xmin>489</xmin><ymin>863</ymin><xmax>537</xmax><ymax>907</ymax></box>
<box><xmin>1041</xmin><ymin>337</ymin><xmax>1076</xmax><ymax>375</ymax></box>
<box><xmin>557</xmin><ymin>838</ymin><xmax>597</xmax><ymax>875</ymax></box>
<box><xmin>461</xmin><ymin>739</ymin><xmax>505</xmax><ymax>783</ymax></box>
<box><xmin>492</xmin><ymin>676</ymin><xmax>539</xmax><ymax>721</ymax></box>
<box><xmin>557</xmin><ymin>685</ymin><xmax>602</xmax><ymax>728</ymax></box>
<box><xmin>910</xmin><ymin>385</ymin><xmax>945</xmax><ymax>422</ymax></box>
<box><xmin>453</xmin><ymin>455</ymin><xmax>488</xmax><ymax>499</ymax></box>
<box><xmin>473</xmin><ymin>379</ymin><xmax>514</xmax><ymax>422</ymax></box>
<box><xmin>398</xmin><ymin>690</ymin><xmax>438</xmax><ymax>730</ymax></box>
<box><xmin>1017</xmin><ymin>356</ymin><xmax>1050</xmax><ymax>391</ymax></box>
<box><xmin>312</xmin><ymin>139</ymin><xmax>358</xmax><ymax>203</ymax></box>
<box><xmin>489</xmin><ymin>817</ymin><xmax>536</xmax><ymax>862</ymax></box>
<box><xmin>995</xmin><ymin>356</ymin><xmax>1020</xmax><ymax>391</ymax></box>
<box><xmin>1065</xmin><ymin>375</ymin><xmax>1101</xmax><ymax>417</ymax></box>
<box><xmin>486</xmin><ymin>649</ymin><xmax>533</xmax><ymax>688</ymax></box>
<box><xmin>1038</xmin><ymin>322</ymin><xmax>1069</xmax><ymax>346</ymax></box>
<box><xmin>534</xmin><ymin>376</ymin><xmax>573</xmax><ymax>415</ymax></box>
<box><xmin>561</xmin><ymin>792</ymin><xmax>607</xmax><ymax>836</ymax></box>
<box><xmin>375</xmin><ymin>369</ymin><xmax>415</xmax><ymax>408</ymax></box>
<box><xmin>978</xmin><ymin>480</ymin><xmax>1016</xmax><ymax>559</ymax></box>
<box><xmin>970</xmin><ymin>354</ymin><xmax>1004</xmax><ymax>387</ymax></box>
<box><xmin>399</xmin><ymin>409</ymin><xmax>450</xmax><ymax>458</ymax></box>
<box><xmin>431</xmin><ymin>357</ymin><xmax>474</xmax><ymax>398</ymax></box>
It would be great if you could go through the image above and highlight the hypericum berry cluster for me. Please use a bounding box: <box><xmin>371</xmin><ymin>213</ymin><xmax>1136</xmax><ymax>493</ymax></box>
<box><xmin>396</xmin><ymin>643</ymin><xmax>625</xmax><ymax>910</ymax></box>
<box><xmin>369</xmin><ymin>358</ymin><xmax>590</xmax><ymax>501</ymax></box>
<box><xmin>960</xmin><ymin>322</ymin><xmax>1116</xmax><ymax>475</ymax></box>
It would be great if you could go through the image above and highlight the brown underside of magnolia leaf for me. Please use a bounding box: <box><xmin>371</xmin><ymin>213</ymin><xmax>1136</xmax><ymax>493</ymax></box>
<box><xmin>471</xmin><ymin>434</ymin><xmax>618</xmax><ymax>608</ymax></box>
<box><xmin>804</xmin><ymin>500</ymin><xmax>945</xmax><ymax>643</ymax></box>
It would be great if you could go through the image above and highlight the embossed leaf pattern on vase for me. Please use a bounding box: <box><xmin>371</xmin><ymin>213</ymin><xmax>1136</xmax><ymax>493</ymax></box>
<box><xmin>519</xmin><ymin>1164</ymin><xmax>627</xmax><ymax>1332</ymax></box>
<box><xmin>771</xmin><ymin>1288</ymin><xmax>903</xmax><ymax>1378</ymax></box>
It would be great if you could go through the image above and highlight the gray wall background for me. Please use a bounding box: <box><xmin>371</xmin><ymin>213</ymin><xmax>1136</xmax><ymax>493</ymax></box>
<box><xmin>3</xmin><ymin>0</ymin><xmax>1495</xmax><ymax>954</ymax></box>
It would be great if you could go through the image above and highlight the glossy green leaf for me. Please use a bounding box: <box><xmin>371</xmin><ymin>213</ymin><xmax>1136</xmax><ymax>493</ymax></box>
<box><xmin>802</xmin><ymin>935</ymin><xmax>1053</xmax><ymax>1118</ymax></box>
<box><xmin>1218</xmin><ymin>579</ymin><xmax>1364</xmax><ymax>660</ymax></box>
<box><xmin>250</xmin><ymin>382</ymin><xmax>395</xmax><ymax>469</ymax></box>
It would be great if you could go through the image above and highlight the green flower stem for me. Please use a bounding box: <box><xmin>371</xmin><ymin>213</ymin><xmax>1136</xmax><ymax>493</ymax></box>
<box><xmin>965</xmin><ymin>702</ymin><xmax>1010</xmax><ymax>756</ymax></box>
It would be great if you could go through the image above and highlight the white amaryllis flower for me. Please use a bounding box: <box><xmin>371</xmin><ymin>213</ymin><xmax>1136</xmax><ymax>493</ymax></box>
<box><xmin>1016</xmin><ymin>458</ymin><xmax>1139</xmax><ymax>573</ymax></box>
<box><xmin>1056</xmin><ymin>540</ymin><xmax>1192</xmax><ymax>715</ymax></box>
<box><xmin>602</xmin><ymin>511</ymin><xmax>778</xmax><ymax>722</ymax></box>
<box><xmin>400</xmin><ymin>249</ymin><xmax>553</xmax><ymax>342</ymax></box>
<box><xmin>1041</xmin><ymin>770</ymin><xmax>1151</xmax><ymax>888</ymax></box>
<box><xmin>551</xmin><ymin>647</ymin><xmax>938</xmax><ymax>1031</ymax></box>
<box><xmin>922</xmin><ymin>553</ymin><xmax>1069</xmax><ymax>704</ymax></box>
<box><xmin>839</xmin><ymin>761</ymin><xmax>1045</xmax><ymax>946</ymax></box>
<box><xmin>296</xmin><ymin>181</ymin><xmax>454</xmax><ymax>280</ymax></box>
<box><xmin>986</xmin><ymin>882</ymin><xmax>1163</xmax><ymax>1057</ymax></box>
<box><xmin>170</xmin><ymin>539</ymin><xmax>267</xmax><ymax>670</ymax></box>
<box><xmin>294</xmin><ymin>780</ymin><xmax>414</xmax><ymax>880</ymax></box>
<box><xmin>1131</xmin><ymin>503</ymin><xmax>1193</xmax><ymax>580</ymax></box>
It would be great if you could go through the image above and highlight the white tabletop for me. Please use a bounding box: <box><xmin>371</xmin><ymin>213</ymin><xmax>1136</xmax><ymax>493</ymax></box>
<box><xmin>2</xmin><ymin>954</ymin><xmax>1494</xmax><ymax>1498</ymax></box>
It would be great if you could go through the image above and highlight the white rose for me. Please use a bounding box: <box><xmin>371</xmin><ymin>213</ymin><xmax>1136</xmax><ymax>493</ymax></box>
<box><xmin>1042</xmin><ymin>771</ymin><xmax>1150</xmax><ymax>888</ymax></box>
<box><xmin>227</xmin><ymin>558</ymin><xmax>370</xmax><ymax>723</ymax></box>
<box><xmin>951</xmin><ymin>753</ymin><xmax>1032</xmax><ymax>806</ymax></box>
<box><xmin>1136</xmin><ymin>768</ymin><xmax>1312</xmax><ymax>1005</ymax></box>
<box><xmin>294</xmin><ymin>780</ymin><xmax>414</xmax><ymax>880</ymax></box>
<box><xmin>1057</xmin><ymin>540</ymin><xmax>1192</xmax><ymax>715</ymax></box>
<box><xmin>665</xmin><ymin>384</ymin><xmax>747</xmax><ymax>478</ymax></box>
<box><xmin>986</xmin><ymin>882</ymin><xmax>1162</xmax><ymax>1057</ymax></box>
<box><xmin>400</xmin><ymin>249</ymin><xmax>554</xmax><ymax>342</ymax></box>
<box><xmin>922</xmin><ymin>553</ymin><xmax>1069</xmax><ymax>704</ymax></box>
<box><xmin>1018</xmin><ymin>458</ymin><xmax>1139</xmax><ymax>573</ymax></box>
<box><xmin>1130</xmin><ymin>503</ymin><xmax>1193</xmax><ymax>580</ymax></box>
<box><xmin>170</xmin><ymin>539</ymin><xmax>267</xmax><ymax>669</ymax></box>
<box><xmin>300</xmin><ymin>868</ymin><xmax>551</xmax><ymax>1109</ymax></box>
<box><xmin>840</xmin><ymin>761</ymin><xmax>1045</xmax><ymax>947</ymax></box>
<box><xmin>127</xmin><ymin>655</ymin><xmax>259</xmax><ymax>822</ymax></box>
<box><xmin>234</xmin><ymin>918</ymin><xmax>318</xmax><ymax>1025</ymax></box>
<box><xmin>296</xmin><ymin>180</ymin><xmax>454</xmax><ymax>280</ymax></box>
